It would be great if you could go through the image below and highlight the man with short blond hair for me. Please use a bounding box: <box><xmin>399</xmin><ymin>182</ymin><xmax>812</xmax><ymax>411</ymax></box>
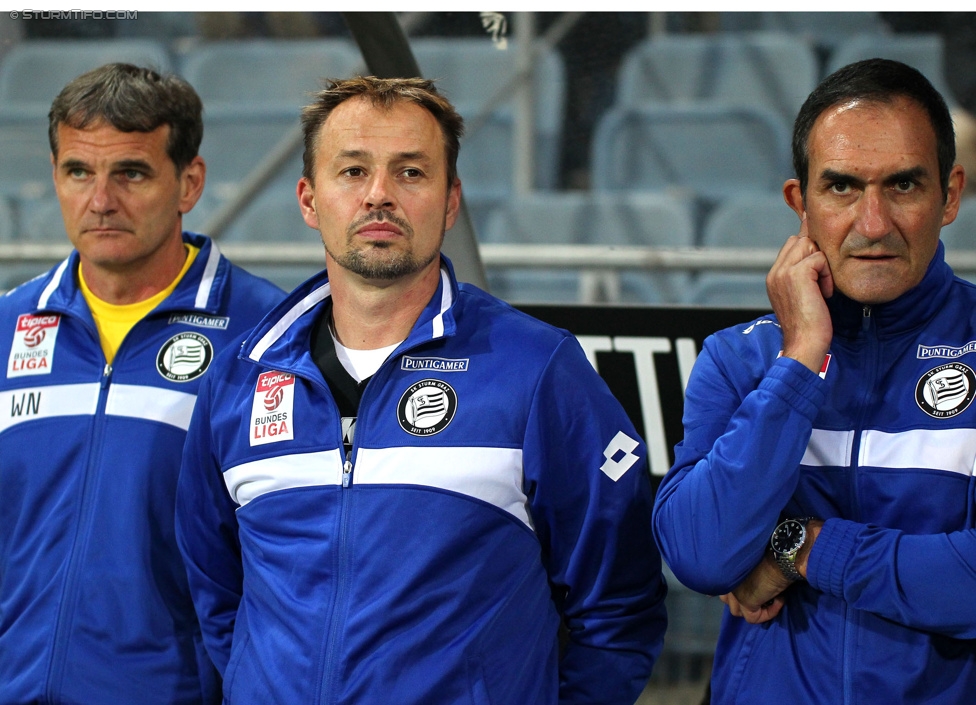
<box><xmin>177</xmin><ymin>75</ymin><xmax>667</xmax><ymax>704</ymax></box>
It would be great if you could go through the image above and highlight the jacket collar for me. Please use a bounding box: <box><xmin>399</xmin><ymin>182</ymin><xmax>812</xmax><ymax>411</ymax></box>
<box><xmin>827</xmin><ymin>239</ymin><xmax>954</xmax><ymax>340</ymax></box>
<box><xmin>241</xmin><ymin>254</ymin><xmax>461</xmax><ymax>371</ymax></box>
<box><xmin>33</xmin><ymin>232</ymin><xmax>228</xmax><ymax>317</ymax></box>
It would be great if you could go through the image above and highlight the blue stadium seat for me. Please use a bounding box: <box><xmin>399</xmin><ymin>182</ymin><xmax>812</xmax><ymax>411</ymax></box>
<box><xmin>590</xmin><ymin>104</ymin><xmax>792</xmax><ymax>201</ymax></box>
<box><xmin>686</xmin><ymin>273</ymin><xmax>772</xmax><ymax>309</ymax></box>
<box><xmin>180</xmin><ymin>39</ymin><xmax>363</xmax><ymax>111</ymax></box>
<box><xmin>585</xmin><ymin>191</ymin><xmax>696</xmax><ymax>304</ymax></box>
<box><xmin>217</xmin><ymin>188</ymin><xmax>324</xmax><ymax>293</ymax></box>
<box><xmin>197</xmin><ymin>107</ymin><xmax>303</xmax><ymax>202</ymax></box>
<box><xmin>221</xmin><ymin>189</ymin><xmax>316</xmax><ymax>245</ymax></box>
<box><xmin>0</xmin><ymin>195</ymin><xmax>16</xmax><ymax>243</ymax></box>
<box><xmin>17</xmin><ymin>196</ymin><xmax>65</xmax><ymax>243</ymax></box>
<box><xmin>481</xmin><ymin>192</ymin><xmax>694</xmax><ymax>304</ymax></box>
<box><xmin>0</xmin><ymin>116</ymin><xmax>53</xmax><ymax>200</ymax></box>
<box><xmin>0</xmin><ymin>40</ymin><xmax>174</xmax><ymax>118</ymax></box>
<box><xmin>0</xmin><ymin>265</ymin><xmax>51</xmax><ymax>294</ymax></box>
<box><xmin>701</xmin><ymin>191</ymin><xmax>799</xmax><ymax>249</ymax></box>
<box><xmin>412</xmin><ymin>38</ymin><xmax>566</xmax><ymax>192</ymax></box>
<box><xmin>114</xmin><ymin>12</ymin><xmax>198</xmax><ymax>39</ymax></box>
<box><xmin>479</xmin><ymin>192</ymin><xmax>586</xmax><ymax>304</ymax></box>
<box><xmin>460</xmin><ymin>192</ymin><xmax>503</xmax><ymax>242</ymax></box>
<box><xmin>827</xmin><ymin>33</ymin><xmax>952</xmax><ymax>102</ymax></box>
<box><xmin>721</xmin><ymin>12</ymin><xmax>887</xmax><ymax>52</ymax></box>
<box><xmin>616</xmin><ymin>32</ymin><xmax>818</xmax><ymax>124</ymax></box>
<box><xmin>942</xmin><ymin>197</ymin><xmax>976</xmax><ymax>251</ymax></box>
<box><xmin>689</xmin><ymin>192</ymin><xmax>796</xmax><ymax>307</ymax></box>
<box><xmin>455</xmin><ymin>104</ymin><xmax>536</xmax><ymax>201</ymax></box>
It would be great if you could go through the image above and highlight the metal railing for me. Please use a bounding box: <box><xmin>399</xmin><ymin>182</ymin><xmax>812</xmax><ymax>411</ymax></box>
<box><xmin>6</xmin><ymin>241</ymin><xmax>976</xmax><ymax>299</ymax></box>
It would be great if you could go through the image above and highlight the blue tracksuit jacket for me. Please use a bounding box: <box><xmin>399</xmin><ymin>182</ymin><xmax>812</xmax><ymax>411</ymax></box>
<box><xmin>176</xmin><ymin>256</ymin><xmax>667</xmax><ymax>705</ymax></box>
<box><xmin>0</xmin><ymin>233</ymin><xmax>284</xmax><ymax>704</ymax></box>
<box><xmin>654</xmin><ymin>242</ymin><xmax>976</xmax><ymax>704</ymax></box>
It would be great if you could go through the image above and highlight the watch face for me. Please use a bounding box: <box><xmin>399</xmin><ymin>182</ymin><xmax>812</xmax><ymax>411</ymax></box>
<box><xmin>771</xmin><ymin>519</ymin><xmax>805</xmax><ymax>554</ymax></box>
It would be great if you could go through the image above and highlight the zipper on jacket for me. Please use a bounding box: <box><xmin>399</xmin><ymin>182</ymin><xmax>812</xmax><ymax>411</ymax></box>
<box><xmin>842</xmin><ymin>303</ymin><xmax>878</xmax><ymax>705</ymax></box>
<box><xmin>46</xmin><ymin>359</ymin><xmax>114</xmax><ymax>700</ymax></box>
<box><xmin>318</xmin><ymin>450</ymin><xmax>354</xmax><ymax>705</ymax></box>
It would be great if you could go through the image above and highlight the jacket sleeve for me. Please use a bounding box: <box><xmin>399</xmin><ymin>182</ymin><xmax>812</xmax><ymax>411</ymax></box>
<box><xmin>175</xmin><ymin>373</ymin><xmax>244</xmax><ymax>676</ymax></box>
<box><xmin>652</xmin><ymin>331</ymin><xmax>827</xmax><ymax>595</ymax></box>
<box><xmin>808</xmin><ymin>517</ymin><xmax>976</xmax><ymax>639</ymax></box>
<box><xmin>523</xmin><ymin>336</ymin><xmax>668</xmax><ymax>705</ymax></box>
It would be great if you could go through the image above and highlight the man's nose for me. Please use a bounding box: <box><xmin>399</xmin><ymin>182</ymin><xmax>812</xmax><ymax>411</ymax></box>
<box><xmin>364</xmin><ymin>172</ymin><xmax>396</xmax><ymax>210</ymax></box>
<box><xmin>89</xmin><ymin>174</ymin><xmax>119</xmax><ymax>214</ymax></box>
<box><xmin>854</xmin><ymin>186</ymin><xmax>893</xmax><ymax>241</ymax></box>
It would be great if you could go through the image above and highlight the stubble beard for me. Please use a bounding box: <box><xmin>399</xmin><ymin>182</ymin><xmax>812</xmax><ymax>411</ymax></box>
<box><xmin>330</xmin><ymin>211</ymin><xmax>443</xmax><ymax>280</ymax></box>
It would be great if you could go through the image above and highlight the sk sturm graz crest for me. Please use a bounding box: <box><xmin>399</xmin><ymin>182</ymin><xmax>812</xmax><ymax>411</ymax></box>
<box><xmin>915</xmin><ymin>363</ymin><xmax>976</xmax><ymax>418</ymax></box>
<box><xmin>156</xmin><ymin>332</ymin><xmax>213</xmax><ymax>382</ymax></box>
<box><xmin>397</xmin><ymin>379</ymin><xmax>457</xmax><ymax>436</ymax></box>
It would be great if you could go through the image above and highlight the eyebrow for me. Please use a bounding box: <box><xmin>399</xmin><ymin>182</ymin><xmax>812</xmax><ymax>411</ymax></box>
<box><xmin>336</xmin><ymin>149</ymin><xmax>432</xmax><ymax>163</ymax></box>
<box><xmin>59</xmin><ymin>157</ymin><xmax>155</xmax><ymax>173</ymax></box>
<box><xmin>114</xmin><ymin>159</ymin><xmax>155</xmax><ymax>174</ymax></box>
<box><xmin>819</xmin><ymin>166</ymin><xmax>929</xmax><ymax>188</ymax></box>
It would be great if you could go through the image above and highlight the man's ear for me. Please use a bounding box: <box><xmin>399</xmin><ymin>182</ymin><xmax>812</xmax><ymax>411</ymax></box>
<box><xmin>297</xmin><ymin>177</ymin><xmax>319</xmax><ymax>230</ymax></box>
<box><xmin>941</xmin><ymin>164</ymin><xmax>966</xmax><ymax>227</ymax></box>
<box><xmin>178</xmin><ymin>156</ymin><xmax>206</xmax><ymax>214</ymax></box>
<box><xmin>783</xmin><ymin>179</ymin><xmax>805</xmax><ymax>220</ymax></box>
<box><xmin>444</xmin><ymin>177</ymin><xmax>461</xmax><ymax>231</ymax></box>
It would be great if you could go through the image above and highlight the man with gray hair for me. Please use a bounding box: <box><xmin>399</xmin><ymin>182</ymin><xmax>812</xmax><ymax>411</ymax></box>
<box><xmin>0</xmin><ymin>63</ymin><xmax>284</xmax><ymax>703</ymax></box>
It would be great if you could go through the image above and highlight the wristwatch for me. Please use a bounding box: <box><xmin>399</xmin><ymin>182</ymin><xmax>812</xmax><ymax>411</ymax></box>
<box><xmin>770</xmin><ymin>517</ymin><xmax>812</xmax><ymax>582</ymax></box>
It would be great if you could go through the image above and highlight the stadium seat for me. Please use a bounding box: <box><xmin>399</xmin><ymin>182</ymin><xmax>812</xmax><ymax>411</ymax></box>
<box><xmin>479</xmin><ymin>192</ymin><xmax>586</xmax><ymax>304</ymax></box>
<box><xmin>455</xmin><ymin>104</ymin><xmax>540</xmax><ymax>201</ymax></box>
<box><xmin>17</xmin><ymin>196</ymin><xmax>65</xmax><ymax>243</ymax></box>
<box><xmin>0</xmin><ymin>40</ymin><xmax>174</xmax><ymax>118</ymax></box>
<box><xmin>0</xmin><ymin>195</ymin><xmax>16</xmax><ymax>243</ymax></box>
<box><xmin>216</xmin><ymin>188</ymin><xmax>323</xmax><ymax>292</ymax></box>
<box><xmin>0</xmin><ymin>116</ymin><xmax>53</xmax><ymax>200</ymax></box>
<box><xmin>0</xmin><ymin>265</ymin><xmax>51</xmax><ymax>294</ymax></box>
<box><xmin>590</xmin><ymin>104</ymin><xmax>792</xmax><ymax>201</ymax></box>
<box><xmin>827</xmin><ymin>33</ymin><xmax>952</xmax><ymax>103</ymax></box>
<box><xmin>412</xmin><ymin>38</ymin><xmax>566</xmax><ymax>192</ymax></box>
<box><xmin>616</xmin><ymin>32</ymin><xmax>818</xmax><ymax>124</ymax></box>
<box><xmin>701</xmin><ymin>191</ymin><xmax>799</xmax><ymax>249</ymax></box>
<box><xmin>220</xmin><ymin>188</ymin><xmax>316</xmax><ymax>245</ymax></box>
<box><xmin>585</xmin><ymin>191</ymin><xmax>696</xmax><ymax>304</ymax></box>
<box><xmin>114</xmin><ymin>12</ymin><xmax>199</xmax><ymax>39</ymax></box>
<box><xmin>180</xmin><ymin>39</ymin><xmax>363</xmax><ymax>111</ymax></box>
<box><xmin>686</xmin><ymin>273</ymin><xmax>772</xmax><ymax>309</ymax></box>
<box><xmin>942</xmin><ymin>197</ymin><xmax>976</xmax><ymax>251</ymax></box>
<box><xmin>197</xmin><ymin>106</ymin><xmax>303</xmax><ymax>202</ymax></box>
<box><xmin>688</xmin><ymin>191</ymin><xmax>796</xmax><ymax>307</ymax></box>
<box><xmin>480</xmin><ymin>191</ymin><xmax>694</xmax><ymax>305</ymax></box>
<box><xmin>720</xmin><ymin>12</ymin><xmax>887</xmax><ymax>52</ymax></box>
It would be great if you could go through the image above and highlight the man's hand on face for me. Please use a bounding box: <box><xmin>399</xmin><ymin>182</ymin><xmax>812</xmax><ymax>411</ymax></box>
<box><xmin>766</xmin><ymin>217</ymin><xmax>835</xmax><ymax>374</ymax></box>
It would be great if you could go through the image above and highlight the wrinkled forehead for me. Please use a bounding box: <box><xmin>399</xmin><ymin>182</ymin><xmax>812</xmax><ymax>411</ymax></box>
<box><xmin>318</xmin><ymin>96</ymin><xmax>448</xmax><ymax>162</ymax></box>
<box><xmin>807</xmin><ymin>96</ymin><xmax>938</xmax><ymax>167</ymax></box>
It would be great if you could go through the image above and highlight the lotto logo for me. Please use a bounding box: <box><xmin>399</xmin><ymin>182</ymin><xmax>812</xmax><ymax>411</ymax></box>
<box><xmin>600</xmin><ymin>431</ymin><xmax>640</xmax><ymax>481</ymax></box>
